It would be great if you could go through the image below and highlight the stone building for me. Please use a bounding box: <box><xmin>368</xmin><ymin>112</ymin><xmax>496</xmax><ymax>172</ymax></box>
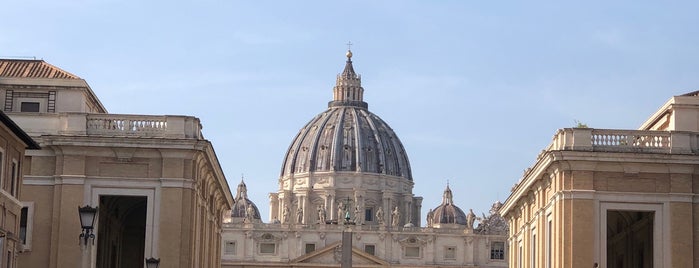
<box><xmin>0</xmin><ymin>59</ymin><xmax>233</xmax><ymax>268</ymax></box>
<box><xmin>221</xmin><ymin>51</ymin><xmax>508</xmax><ymax>268</ymax></box>
<box><xmin>501</xmin><ymin>91</ymin><xmax>699</xmax><ymax>267</ymax></box>
<box><xmin>0</xmin><ymin>110</ymin><xmax>39</xmax><ymax>268</ymax></box>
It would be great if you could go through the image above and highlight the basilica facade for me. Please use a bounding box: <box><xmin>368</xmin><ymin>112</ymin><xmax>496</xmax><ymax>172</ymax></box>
<box><xmin>220</xmin><ymin>51</ymin><xmax>508</xmax><ymax>268</ymax></box>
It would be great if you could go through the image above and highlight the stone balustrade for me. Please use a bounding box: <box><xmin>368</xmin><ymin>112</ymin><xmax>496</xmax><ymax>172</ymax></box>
<box><xmin>547</xmin><ymin>128</ymin><xmax>694</xmax><ymax>154</ymax></box>
<box><xmin>7</xmin><ymin>112</ymin><xmax>202</xmax><ymax>139</ymax></box>
<box><xmin>222</xmin><ymin>222</ymin><xmax>477</xmax><ymax>234</ymax></box>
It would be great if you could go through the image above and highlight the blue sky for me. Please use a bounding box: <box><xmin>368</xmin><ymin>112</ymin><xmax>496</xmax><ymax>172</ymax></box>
<box><xmin>4</xmin><ymin>1</ymin><xmax>699</xmax><ymax>222</ymax></box>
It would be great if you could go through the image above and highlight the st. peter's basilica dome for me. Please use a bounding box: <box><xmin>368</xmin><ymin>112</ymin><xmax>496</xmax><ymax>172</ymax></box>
<box><xmin>280</xmin><ymin>51</ymin><xmax>412</xmax><ymax>181</ymax></box>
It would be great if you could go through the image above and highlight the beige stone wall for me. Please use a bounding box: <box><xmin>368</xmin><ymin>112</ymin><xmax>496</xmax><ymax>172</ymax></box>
<box><xmin>17</xmin><ymin>139</ymin><xmax>231</xmax><ymax>268</ymax></box>
<box><xmin>0</xmin><ymin>120</ymin><xmax>33</xmax><ymax>268</ymax></box>
<box><xmin>503</xmin><ymin>149</ymin><xmax>699</xmax><ymax>268</ymax></box>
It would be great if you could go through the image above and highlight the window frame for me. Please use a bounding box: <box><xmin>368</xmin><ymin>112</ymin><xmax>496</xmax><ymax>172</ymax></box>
<box><xmin>490</xmin><ymin>241</ymin><xmax>505</xmax><ymax>260</ymax></box>
<box><xmin>9</xmin><ymin>159</ymin><xmax>18</xmax><ymax>197</ymax></box>
<box><xmin>19</xmin><ymin>202</ymin><xmax>34</xmax><ymax>251</ymax></box>
<box><xmin>259</xmin><ymin>242</ymin><xmax>277</xmax><ymax>255</ymax></box>
<box><xmin>531</xmin><ymin>228</ymin><xmax>537</xmax><ymax>268</ymax></box>
<box><xmin>444</xmin><ymin>246</ymin><xmax>457</xmax><ymax>260</ymax></box>
<box><xmin>19</xmin><ymin>102</ymin><xmax>40</xmax><ymax>112</ymax></box>
<box><xmin>14</xmin><ymin>97</ymin><xmax>46</xmax><ymax>113</ymax></box>
<box><xmin>363</xmin><ymin>244</ymin><xmax>376</xmax><ymax>255</ymax></box>
<box><xmin>364</xmin><ymin>207</ymin><xmax>373</xmax><ymax>222</ymax></box>
<box><xmin>223</xmin><ymin>240</ymin><xmax>236</xmax><ymax>256</ymax></box>
<box><xmin>304</xmin><ymin>243</ymin><xmax>316</xmax><ymax>254</ymax></box>
<box><xmin>403</xmin><ymin>246</ymin><xmax>421</xmax><ymax>258</ymax></box>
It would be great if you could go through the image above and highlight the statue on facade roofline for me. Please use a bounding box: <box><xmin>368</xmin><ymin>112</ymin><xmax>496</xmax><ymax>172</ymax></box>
<box><xmin>318</xmin><ymin>205</ymin><xmax>327</xmax><ymax>224</ymax></box>
<box><xmin>245</xmin><ymin>203</ymin><xmax>255</xmax><ymax>222</ymax></box>
<box><xmin>475</xmin><ymin>201</ymin><xmax>509</xmax><ymax>235</ymax></box>
<box><xmin>391</xmin><ymin>206</ymin><xmax>401</xmax><ymax>227</ymax></box>
<box><xmin>337</xmin><ymin>201</ymin><xmax>345</xmax><ymax>221</ymax></box>
<box><xmin>426</xmin><ymin>209</ymin><xmax>434</xmax><ymax>227</ymax></box>
<box><xmin>282</xmin><ymin>205</ymin><xmax>290</xmax><ymax>224</ymax></box>
<box><xmin>354</xmin><ymin>206</ymin><xmax>362</xmax><ymax>225</ymax></box>
<box><xmin>466</xmin><ymin>209</ymin><xmax>476</xmax><ymax>229</ymax></box>
<box><xmin>376</xmin><ymin>206</ymin><xmax>385</xmax><ymax>225</ymax></box>
<box><xmin>296</xmin><ymin>207</ymin><xmax>304</xmax><ymax>224</ymax></box>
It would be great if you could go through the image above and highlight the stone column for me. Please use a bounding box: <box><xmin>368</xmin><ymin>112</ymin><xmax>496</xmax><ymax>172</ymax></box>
<box><xmin>269</xmin><ymin>193</ymin><xmax>279</xmax><ymax>222</ymax></box>
<box><xmin>328</xmin><ymin>194</ymin><xmax>336</xmax><ymax>221</ymax></box>
<box><xmin>297</xmin><ymin>194</ymin><xmax>308</xmax><ymax>224</ymax></box>
<box><xmin>414</xmin><ymin>197</ymin><xmax>423</xmax><ymax>227</ymax></box>
<box><xmin>382</xmin><ymin>192</ymin><xmax>391</xmax><ymax>227</ymax></box>
<box><xmin>278</xmin><ymin>192</ymin><xmax>287</xmax><ymax>223</ymax></box>
<box><xmin>404</xmin><ymin>196</ymin><xmax>413</xmax><ymax>226</ymax></box>
<box><xmin>354</xmin><ymin>190</ymin><xmax>365</xmax><ymax>224</ymax></box>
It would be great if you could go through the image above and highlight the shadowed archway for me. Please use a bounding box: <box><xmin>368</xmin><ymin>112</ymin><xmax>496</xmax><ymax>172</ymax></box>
<box><xmin>96</xmin><ymin>195</ymin><xmax>147</xmax><ymax>268</ymax></box>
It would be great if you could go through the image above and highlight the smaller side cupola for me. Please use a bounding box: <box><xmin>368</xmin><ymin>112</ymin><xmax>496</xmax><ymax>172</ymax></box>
<box><xmin>229</xmin><ymin>178</ymin><xmax>262</xmax><ymax>224</ymax></box>
<box><xmin>426</xmin><ymin>183</ymin><xmax>468</xmax><ymax>229</ymax></box>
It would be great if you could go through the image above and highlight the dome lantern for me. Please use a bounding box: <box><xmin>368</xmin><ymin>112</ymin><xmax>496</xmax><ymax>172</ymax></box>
<box><xmin>329</xmin><ymin>50</ymin><xmax>367</xmax><ymax>108</ymax></box>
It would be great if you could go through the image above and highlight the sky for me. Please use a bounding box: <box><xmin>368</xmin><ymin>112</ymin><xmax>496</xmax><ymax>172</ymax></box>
<box><xmin>3</xmin><ymin>1</ymin><xmax>699</xmax><ymax>222</ymax></box>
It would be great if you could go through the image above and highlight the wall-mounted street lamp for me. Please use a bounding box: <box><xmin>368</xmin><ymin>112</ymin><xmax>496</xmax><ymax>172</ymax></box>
<box><xmin>145</xmin><ymin>257</ymin><xmax>160</xmax><ymax>268</ymax></box>
<box><xmin>78</xmin><ymin>205</ymin><xmax>98</xmax><ymax>245</ymax></box>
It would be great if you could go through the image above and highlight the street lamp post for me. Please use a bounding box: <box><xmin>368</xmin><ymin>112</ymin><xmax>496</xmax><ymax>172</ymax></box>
<box><xmin>78</xmin><ymin>205</ymin><xmax>98</xmax><ymax>245</ymax></box>
<box><xmin>78</xmin><ymin>205</ymin><xmax>98</xmax><ymax>268</ymax></box>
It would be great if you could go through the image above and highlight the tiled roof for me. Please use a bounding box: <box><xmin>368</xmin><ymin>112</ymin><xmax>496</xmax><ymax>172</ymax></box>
<box><xmin>0</xmin><ymin>59</ymin><xmax>80</xmax><ymax>79</ymax></box>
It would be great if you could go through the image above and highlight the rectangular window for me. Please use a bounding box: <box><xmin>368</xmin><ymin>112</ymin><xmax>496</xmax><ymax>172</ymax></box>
<box><xmin>518</xmin><ymin>243</ymin><xmax>523</xmax><ymax>268</ymax></box>
<box><xmin>305</xmin><ymin>243</ymin><xmax>316</xmax><ymax>254</ymax></box>
<box><xmin>20</xmin><ymin>102</ymin><xmax>40</xmax><ymax>112</ymax></box>
<box><xmin>259</xmin><ymin>243</ymin><xmax>276</xmax><ymax>254</ymax></box>
<box><xmin>10</xmin><ymin>161</ymin><xmax>17</xmax><ymax>196</ymax></box>
<box><xmin>490</xmin><ymin>241</ymin><xmax>505</xmax><ymax>260</ymax></box>
<box><xmin>444</xmin><ymin>246</ymin><xmax>456</xmax><ymax>260</ymax></box>
<box><xmin>404</xmin><ymin>246</ymin><xmax>420</xmax><ymax>258</ymax></box>
<box><xmin>364</xmin><ymin>208</ymin><xmax>373</xmax><ymax>222</ymax></box>
<box><xmin>364</xmin><ymin>244</ymin><xmax>375</xmax><ymax>255</ymax></box>
<box><xmin>224</xmin><ymin>241</ymin><xmax>236</xmax><ymax>255</ymax></box>
<box><xmin>20</xmin><ymin>207</ymin><xmax>28</xmax><ymax>244</ymax></box>
<box><xmin>546</xmin><ymin>217</ymin><xmax>552</xmax><ymax>268</ymax></box>
<box><xmin>6</xmin><ymin>250</ymin><xmax>11</xmax><ymax>268</ymax></box>
<box><xmin>531</xmin><ymin>232</ymin><xmax>537</xmax><ymax>268</ymax></box>
<box><xmin>20</xmin><ymin>202</ymin><xmax>34</xmax><ymax>251</ymax></box>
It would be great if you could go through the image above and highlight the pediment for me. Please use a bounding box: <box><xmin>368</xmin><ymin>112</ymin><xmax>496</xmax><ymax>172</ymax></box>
<box><xmin>291</xmin><ymin>241</ymin><xmax>389</xmax><ymax>266</ymax></box>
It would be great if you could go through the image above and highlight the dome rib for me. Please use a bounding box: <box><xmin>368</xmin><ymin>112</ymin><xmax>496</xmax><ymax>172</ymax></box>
<box><xmin>307</xmin><ymin>110</ymin><xmax>336</xmax><ymax>172</ymax></box>
<box><xmin>330</xmin><ymin>107</ymin><xmax>346</xmax><ymax>171</ymax></box>
<box><xmin>351</xmin><ymin>108</ymin><xmax>363</xmax><ymax>172</ymax></box>
<box><xmin>281</xmin><ymin>113</ymin><xmax>321</xmax><ymax>176</ymax></box>
<box><xmin>361</xmin><ymin>109</ymin><xmax>387</xmax><ymax>174</ymax></box>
